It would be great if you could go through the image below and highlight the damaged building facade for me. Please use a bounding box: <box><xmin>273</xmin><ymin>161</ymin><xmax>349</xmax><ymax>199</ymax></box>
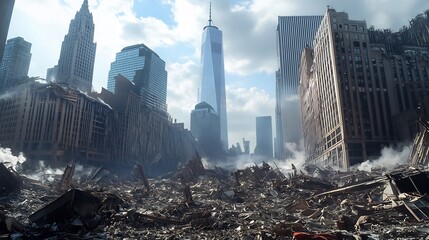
<box><xmin>0</xmin><ymin>77</ymin><xmax>199</xmax><ymax>174</ymax></box>
<box><xmin>300</xmin><ymin>9</ymin><xmax>429</xmax><ymax>170</ymax></box>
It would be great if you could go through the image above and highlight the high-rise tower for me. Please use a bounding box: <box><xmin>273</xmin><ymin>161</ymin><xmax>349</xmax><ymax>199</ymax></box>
<box><xmin>107</xmin><ymin>44</ymin><xmax>168</xmax><ymax>113</ymax></box>
<box><xmin>56</xmin><ymin>0</ymin><xmax>96</xmax><ymax>92</ymax></box>
<box><xmin>199</xmin><ymin>3</ymin><xmax>228</xmax><ymax>151</ymax></box>
<box><xmin>0</xmin><ymin>37</ymin><xmax>32</xmax><ymax>91</ymax></box>
<box><xmin>299</xmin><ymin>9</ymin><xmax>404</xmax><ymax>170</ymax></box>
<box><xmin>254</xmin><ymin>116</ymin><xmax>273</xmax><ymax>159</ymax></box>
<box><xmin>0</xmin><ymin>0</ymin><xmax>15</xmax><ymax>65</ymax></box>
<box><xmin>275</xmin><ymin>16</ymin><xmax>322</xmax><ymax>159</ymax></box>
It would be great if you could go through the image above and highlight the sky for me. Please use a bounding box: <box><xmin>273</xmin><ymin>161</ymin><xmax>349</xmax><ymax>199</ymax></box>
<box><xmin>7</xmin><ymin>0</ymin><xmax>429</xmax><ymax>153</ymax></box>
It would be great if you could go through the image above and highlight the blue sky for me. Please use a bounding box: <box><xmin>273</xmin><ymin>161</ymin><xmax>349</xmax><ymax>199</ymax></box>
<box><xmin>7</xmin><ymin>0</ymin><xmax>429</xmax><ymax>153</ymax></box>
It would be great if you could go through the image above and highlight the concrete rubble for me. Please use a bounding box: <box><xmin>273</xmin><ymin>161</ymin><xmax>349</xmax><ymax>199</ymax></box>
<box><xmin>2</xmin><ymin>156</ymin><xmax>429</xmax><ymax>239</ymax></box>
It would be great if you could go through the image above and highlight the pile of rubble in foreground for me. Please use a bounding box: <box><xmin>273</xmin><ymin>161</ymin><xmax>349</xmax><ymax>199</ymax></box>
<box><xmin>2</xmin><ymin>157</ymin><xmax>429</xmax><ymax>239</ymax></box>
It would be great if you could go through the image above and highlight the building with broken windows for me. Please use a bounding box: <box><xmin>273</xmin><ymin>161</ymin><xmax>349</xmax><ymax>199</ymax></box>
<box><xmin>0</xmin><ymin>77</ymin><xmax>199</xmax><ymax>174</ymax></box>
<box><xmin>299</xmin><ymin>9</ymin><xmax>429</xmax><ymax>170</ymax></box>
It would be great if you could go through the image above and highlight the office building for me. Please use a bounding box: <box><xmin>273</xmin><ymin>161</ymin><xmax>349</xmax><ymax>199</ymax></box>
<box><xmin>198</xmin><ymin>4</ymin><xmax>228</xmax><ymax>151</ymax></box>
<box><xmin>299</xmin><ymin>9</ymin><xmax>404</xmax><ymax>170</ymax></box>
<box><xmin>275</xmin><ymin>15</ymin><xmax>322</xmax><ymax>160</ymax></box>
<box><xmin>254</xmin><ymin>116</ymin><xmax>273</xmax><ymax>159</ymax></box>
<box><xmin>0</xmin><ymin>37</ymin><xmax>32</xmax><ymax>91</ymax></box>
<box><xmin>107</xmin><ymin>44</ymin><xmax>167</xmax><ymax>112</ymax></box>
<box><xmin>46</xmin><ymin>65</ymin><xmax>58</xmax><ymax>82</ymax></box>
<box><xmin>0</xmin><ymin>0</ymin><xmax>15</xmax><ymax>65</ymax></box>
<box><xmin>190</xmin><ymin>101</ymin><xmax>222</xmax><ymax>159</ymax></box>
<box><xmin>56</xmin><ymin>0</ymin><xmax>96</xmax><ymax>92</ymax></box>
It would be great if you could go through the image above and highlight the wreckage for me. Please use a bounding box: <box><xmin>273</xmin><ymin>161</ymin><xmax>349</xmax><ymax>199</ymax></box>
<box><xmin>3</xmin><ymin>120</ymin><xmax>429</xmax><ymax>239</ymax></box>
<box><xmin>2</xmin><ymin>149</ymin><xmax>429</xmax><ymax>240</ymax></box>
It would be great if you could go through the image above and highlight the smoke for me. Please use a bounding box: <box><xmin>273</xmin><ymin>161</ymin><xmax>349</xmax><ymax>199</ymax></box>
<box><xmin>0</xmin><ymin>147</ymin><xmax>26</xmax><ymax>171</ymax></box>
<box><xmin>23</xmin><ymin>160</ymin><xmax>64</xmax><ymax>183</ymax></box>
<box><xmin>0</xmin><ymin>79</ymin><xmax>46</xmax><ymax>100</ymax></box>
<box><xmin>355</xmin><ymin>145</ymin><xmax>411</xmax><ymax>172</ymax></box>
<box><xmin>273</xmin><ymin>142</ymin><xmax>307</xmax><ymax>175</ymax></box>
<box><xmin>0</xmin><ymin>147</ymin><xmax>67</xmax><ymax>183</ymax></box>
<box><xmin>203</xmin><ymin>141</ymin><xmax>307</xmax><ymax>177</ymax></box>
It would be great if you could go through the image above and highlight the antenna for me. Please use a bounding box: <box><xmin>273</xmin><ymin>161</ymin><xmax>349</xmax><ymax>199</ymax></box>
<box><xmin>209</xmin><ymin>1</ymin><xmax>212</xmax><ymax>26</ymax></box>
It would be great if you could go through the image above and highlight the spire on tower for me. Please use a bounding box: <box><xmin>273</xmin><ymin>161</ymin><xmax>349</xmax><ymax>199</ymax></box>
<box><xmin>208</xmin><ymin>1</ymin><xmax>212</xmax><ymax>26</ymax></box>
<box><xmin>81</xmin><ymin>0</ymin><xmax>89</xmax><ymax>12</ymax></box>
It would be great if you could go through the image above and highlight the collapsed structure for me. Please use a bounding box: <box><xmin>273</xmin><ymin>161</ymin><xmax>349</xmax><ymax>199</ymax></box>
<box><xmin>0</xmin><ymin>76</ymin><xmax>199</xmax><ymax>174</ymax></box>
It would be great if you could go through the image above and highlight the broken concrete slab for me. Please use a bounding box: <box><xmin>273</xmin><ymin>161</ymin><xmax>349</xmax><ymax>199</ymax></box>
<box><xmin>29</xmin><ymin>189</ymin><xmax>101</xmax><ymax>231</ymax></box>
<box><xmin>0</xmin><ymin>163</ymin><xmax>21</xmax><ymax>197</ymax></box>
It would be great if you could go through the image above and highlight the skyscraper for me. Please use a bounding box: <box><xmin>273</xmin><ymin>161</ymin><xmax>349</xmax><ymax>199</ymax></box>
<box><xmin>107</xmin><ymin>44</ymin><xmax>167</xmax><ymax>112</ymax></box>
<box><xmin>275</xmin><ymin>16</ymin><xmax>322</xmax><ymax>159</ymax></box>
<box><xmin>190</xmin><ymin>101</ymin><xmax>222</xmax><ymax>159</ymax></box>
<box><xmin>0</xmin><ymin>0</ymin><xmax>15</xmax><ymax>65</ymax></box>
<box><xmin>299</xmin><ymin>8</ymin><xmax>411</xmax><ymax>170</ymax></box>
<box><xmin>56</xmin><ymin>0</ymin><xmax>96</xmax><ymax>92</ymax></box>
<box><xmin>198</xmin><ymin>3</ymin><xmax>228</xmax><ymax>151</ymax></box>
<box><xmin>0</xmin><ymin>37</ymin><xmax>31</xmax><ymax>91</ymax></box>
<box><xmin>254</xmin><ymin>116</ymin><xmax>273</xmax><ymax>159</ymax></box>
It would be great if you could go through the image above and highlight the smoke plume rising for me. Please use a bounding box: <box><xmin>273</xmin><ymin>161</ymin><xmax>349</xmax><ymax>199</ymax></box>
<box><xmin>355</xmin><ymin>144</ymin><xmax>411</xmax><ymax>172</ymax></box>
<box><xmin>0</xmin><ymin>147</ymin><xmax>26</xmax><ymax>171</ymax></box>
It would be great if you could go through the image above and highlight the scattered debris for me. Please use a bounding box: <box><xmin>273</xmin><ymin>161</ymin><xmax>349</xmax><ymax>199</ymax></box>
<box><xmin>2</xmin><ymin>158</ymin><xmax>429</xmax><ymax>238</ymax></box>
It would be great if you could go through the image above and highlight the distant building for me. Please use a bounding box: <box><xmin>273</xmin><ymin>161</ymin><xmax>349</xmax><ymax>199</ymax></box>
<box><xmin>56</xmin><ymin>0</ymin><xmax>96</xmax><ymax>92</ymax></box>
<box><xmin>46</xmin><ymin>65</ymin><xmax>58</xmax><ymax>82</ymax></box>
<box><xmin>0</xmin><ymin>0</ymin><xmax>15</xmax><ymax>65</ymax></box>
<box><xmin>107</xmin><ymin>44</ymin><xmax>167</xmax><ymax>113</ymax></box>
<box><xmin>0</xmin><ymin>37</ymin><xmax>32</xmax><ymax>91</ymax></box>
<box><xmin>242</xmin><ymin>138</ymin><xmax>250</xmax><ymax>155</ymax></box>
<box><xmin>198</xmin><ymin>4</ymin><xmax>228</xmax><ymax>151</ymax></box>
<box><xmin>275</xmin><ymin>15</ymin><xmax>322</xmax><ymax>160</ymax></box>
<box><xmin>254</xmin><ymin>116</ymin><xmax>273</xmax><ymax>159</ymax></box>
<box><xmin>190</xmin><ymin>101</ymin><xmax>222</xmax><ymax>159</ymax></box>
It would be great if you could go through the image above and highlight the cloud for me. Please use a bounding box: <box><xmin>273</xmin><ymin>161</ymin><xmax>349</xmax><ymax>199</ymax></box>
<box><xmin>166</xmin><ymin>59</ymin><xmax>199</xmax><ymax>123</ymax></box>
<box><xmin>226</xmin><ymin>86</ymin><xmax>275</xmax><ymax>150</ymax></box>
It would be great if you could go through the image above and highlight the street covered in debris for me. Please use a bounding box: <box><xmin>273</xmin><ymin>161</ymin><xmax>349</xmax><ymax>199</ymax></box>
<box><xmin>2</xmin><ymin>150</ymin><xmax>429</xmax><ymax>240</ymax></box>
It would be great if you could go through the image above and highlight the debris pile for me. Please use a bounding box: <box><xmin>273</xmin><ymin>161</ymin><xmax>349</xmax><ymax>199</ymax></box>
<box><xmin>1</xmin><ymin>156</ymin><xmax>429</xmax><ymax>239</ymax></box>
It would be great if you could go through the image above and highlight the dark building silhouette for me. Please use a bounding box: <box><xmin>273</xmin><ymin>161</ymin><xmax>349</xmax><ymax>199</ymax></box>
<box><xmin>242</xmin><ymin>138</ymin><xmax>250</xmax><ymax>155</ymax></box>
<box><xmin>0</xmin><ymin>0</ymin><xmax>15</xmax><ymax>65</ymax></box>
<box><xmin>0</xmin><ymin>37</ymin><xmax>31</xmax><ymax>91</ymax></box>
<box><xmin>190</xmin><ymin>101</ymin><xmax>222</xmax><ymax>159</ymax></box>
<box><xmin>108</xmin><ymin>44</ymin><xmax>167</xmax><ymax>113</ymax></box>
<box><xmin>254</xmin><ymin>116</ymin><xmax>273</xmax><ymax>159</ymax></box>
<box><xmin>56</xmin><ymin>0</ymin><xmax>96</xmax><ymax>92</ymax></box>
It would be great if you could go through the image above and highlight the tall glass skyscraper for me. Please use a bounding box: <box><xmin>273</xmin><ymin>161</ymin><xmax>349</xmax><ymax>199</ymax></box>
<box><xmin>56</xmin><ymin>0</ymin><xmax>96</xmax><ymax>93</ymax></box>
<box><xmin>0</xmin><ymin>37</ymin><xmax>31</xmax><ymax>91</ymax></box>
<box><xmin>199</xmin><ymin>5</ymin><xmax>228</xmax><ymax>151</ymax></box>
<box><xmin>107</xmin><ymin>44</ymin><xmax>167</xmax><ymax>112</ymax></box>
<box><xmin>0</xmin><ymin>0</ymin><xmax>15</xmax><ymax>65</ymax></box>
<box><xmin>275</xmin><ymin>16</ymin><xmax>322</xmax><ymax>159</ymax></box>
